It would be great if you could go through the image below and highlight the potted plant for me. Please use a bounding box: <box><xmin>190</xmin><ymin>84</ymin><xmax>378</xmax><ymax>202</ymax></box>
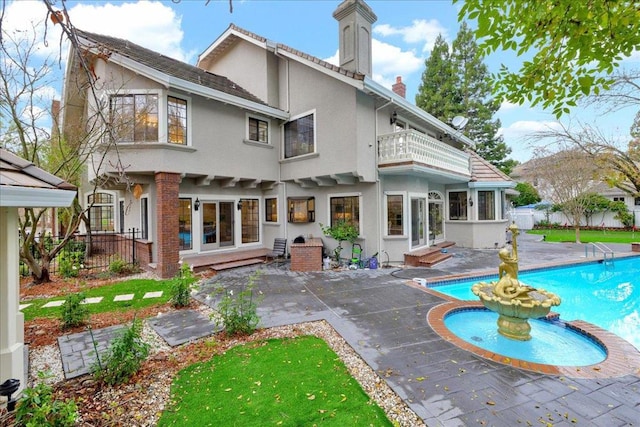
<box><xmin>319</xmin><ymin>221</ymin><xmax>359</xmax><ymax>265</ymax></box>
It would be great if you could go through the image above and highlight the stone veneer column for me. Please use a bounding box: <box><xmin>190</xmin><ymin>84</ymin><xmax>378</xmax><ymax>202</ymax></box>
<box><xmin>155</xmin><ymin>172</ymin><xmax>181</xmax><ymax>278</ymax></box>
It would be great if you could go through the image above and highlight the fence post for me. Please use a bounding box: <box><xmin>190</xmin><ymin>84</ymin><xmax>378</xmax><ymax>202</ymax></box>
<box><xmin>131</xmin><ymin>228</ymin><xmax>137</xmax><ymax>265</ymax></box>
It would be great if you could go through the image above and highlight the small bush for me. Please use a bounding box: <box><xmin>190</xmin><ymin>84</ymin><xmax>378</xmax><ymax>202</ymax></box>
<box><xmin>60</xmin><ymin>292</ymin><xmax>90</xmax><ymax>330</ymax></box>
<box><xmin>91</xmin><ymin>317</ymin><xmax>150</xmax><ymax>386</ymax></box>
<box><xmin>108</xmin><ymin>257</ymin><xmax>138</xmax><ymax>276</ymax></box>
<box><xmin>15</xmin><ymin>374</ymin><xmax>78</xmax><ymax>426</ymax></box>
<box><xmin>170</xmin><ymin>263</ymin><xmax>196</xmax><ymax>307</ymax></box>
<box><xmin>214</xmin><ymin>271</ymin><xmax>262</xmax><ymax>336</ymax></box>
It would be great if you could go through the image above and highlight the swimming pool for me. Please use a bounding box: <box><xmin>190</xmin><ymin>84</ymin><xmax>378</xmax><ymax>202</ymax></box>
<box><xmin>430</xmin><ymin>257</ymin><xmax>640</xmax><ymax>351</ymax></box>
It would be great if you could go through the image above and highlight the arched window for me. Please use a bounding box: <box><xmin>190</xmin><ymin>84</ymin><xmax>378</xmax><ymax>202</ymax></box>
<box><xmin>88</xmin><ymin>192</ymin><xmax>115</xmax><ymax>231</ymax></box>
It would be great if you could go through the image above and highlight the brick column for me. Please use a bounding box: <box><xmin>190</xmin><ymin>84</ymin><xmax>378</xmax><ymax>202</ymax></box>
<box><xmin>155</xmin><ymin>172</ymin><xmax>181</xmax><ymax>278</ymax></box>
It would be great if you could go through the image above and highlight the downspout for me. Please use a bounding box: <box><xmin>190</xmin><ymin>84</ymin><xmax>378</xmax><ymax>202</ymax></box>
<box><xmin>374</xmin><ymin>99</ymin><xmax>394</xmax><ymax>259</ymax></box>
<box><xmin>272</xmin><ymin>43</ymin><xmax>290</xmax><ymax>241</ymax></box>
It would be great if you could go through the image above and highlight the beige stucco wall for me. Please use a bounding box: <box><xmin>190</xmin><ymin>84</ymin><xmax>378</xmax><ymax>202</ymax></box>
<box><xmin>445</xmin><ymin>220</ymin><xmax>508</xmax><ymax>249</ymax></box>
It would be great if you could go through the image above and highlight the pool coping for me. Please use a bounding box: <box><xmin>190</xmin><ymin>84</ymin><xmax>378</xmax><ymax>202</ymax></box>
<box><xmin>423</xmin><ymin>297</ymin><xmax>640</xmax><ymax>379</ymax></box>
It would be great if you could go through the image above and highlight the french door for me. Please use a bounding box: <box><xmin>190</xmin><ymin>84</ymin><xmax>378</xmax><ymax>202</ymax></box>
<box><xmin>201</xmin><ymin>201</ymin><xmax>234</xmax><ymax>250</ymax></box>
<box><xmin>411</xmin><ymin>197</ymin><xmax>427</xmax><ymax>248</ymax></box>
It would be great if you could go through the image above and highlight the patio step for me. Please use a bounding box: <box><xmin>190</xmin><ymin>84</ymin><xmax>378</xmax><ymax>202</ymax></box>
<box><xmin>404</xmin><ymin>241</ymin><xmax>455</xmax><ymax>267</ymax></box>
<box><xmin>209</xmin><ymin>258</ymin><xmax>265</xmax><ymax>272</ymax></box>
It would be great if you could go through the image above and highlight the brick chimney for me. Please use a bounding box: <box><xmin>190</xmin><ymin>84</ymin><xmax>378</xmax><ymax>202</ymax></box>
<box><xmin>392</xmin><ymin>76</ymin><xmax>406</xmax><ymax>98</ymax></box>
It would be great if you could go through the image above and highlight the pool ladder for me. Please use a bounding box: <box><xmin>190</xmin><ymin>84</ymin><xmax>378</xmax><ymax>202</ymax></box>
<box><xmin>585</xmin><ymin>242</ymin><xmax>615</xmax><ymax>264</ymax></box>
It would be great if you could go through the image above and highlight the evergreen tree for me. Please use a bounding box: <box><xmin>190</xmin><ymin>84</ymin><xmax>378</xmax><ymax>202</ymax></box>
<box><xmin>416</xmin><ymin>23</ymin><xmax>516</xmax><ymax>174</ymax></box>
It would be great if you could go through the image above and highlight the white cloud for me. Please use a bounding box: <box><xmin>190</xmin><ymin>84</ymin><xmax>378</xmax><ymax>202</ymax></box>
<box><xmin>500</xmin><ymin>120</ymin><xmax>564</xmax><ymax>162</ymax></box>
<box><xmin>499</xmin><ymin>100</ymin><xmax>521</xmax><ymax>112</ymax></box>
<box><xmin>374</xmin><ymin>19</ymin><xmax>448</xmax><ymax>52</ymax></box>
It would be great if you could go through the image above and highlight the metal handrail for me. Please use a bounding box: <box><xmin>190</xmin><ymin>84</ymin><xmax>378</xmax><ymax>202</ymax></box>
<box><xmin>585</xmin><ymin>242</ymin><xmax>615</xmax><ymax>263</ymax></box>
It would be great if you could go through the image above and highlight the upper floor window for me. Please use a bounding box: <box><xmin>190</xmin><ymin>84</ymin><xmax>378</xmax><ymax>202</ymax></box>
<box><xmin>88</xmin><ymin>192</ymin><xmax>115</xmax><ymax>232</ymax></box>
<box><xmin>330</xmin><ymin>195</ymin><xmax>359</xmax><ymax>229</ymax></box>
<box><xmin>284</xmin><ymin>112</ymin><xmax>314</xmax><ymax>158</ymax></box>
<box><xmin>168</xmin><ymin>96</ymin><xmax>187</xmax><ymax>145</ymax></box>
<box><xmin>110</xmin><ymin>94</ymin><xmax>158</xmax><ymax>142</ymax></box>
<box><xmin>478</xmin><ymin>191</ymin><xmax>495</xmax><ymax>220</ymax></box>
<box><xmin>248</xmin><ymin>117</ymin><xmax>269</xmax><ymax>143</ymax></box>
<box><xmin>613</xmin><ymin>197</ymin><xmax>625</xmax><ymax>202</ymax></box>
<box><xmin>449</xmin><ymin>191</ymin><xmax>468</xmax><ymax>220</ymax></box>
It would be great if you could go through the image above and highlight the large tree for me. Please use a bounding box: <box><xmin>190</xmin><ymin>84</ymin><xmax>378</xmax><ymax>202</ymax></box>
<box><xmin>416</xmin><ymin>23</ymin><xmax>516</xmax><ymax>174</ymax></box>
<box><xmin>457</xmin><ymin>0</ymin><xmax>640</xmax><ymax>117</ymax></box>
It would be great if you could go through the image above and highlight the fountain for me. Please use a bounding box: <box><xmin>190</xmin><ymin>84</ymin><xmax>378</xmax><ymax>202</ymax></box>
<box><xmin>471</xmin><ymin>223</ymin><xmax>561</xmax><ymax>341</ymax></box>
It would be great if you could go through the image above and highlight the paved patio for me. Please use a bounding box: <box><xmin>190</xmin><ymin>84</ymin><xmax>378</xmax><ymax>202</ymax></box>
<box><xmin>57</xmin><ymin>235</ymin><xmax>640</xmax><ymax>425</ymax></box>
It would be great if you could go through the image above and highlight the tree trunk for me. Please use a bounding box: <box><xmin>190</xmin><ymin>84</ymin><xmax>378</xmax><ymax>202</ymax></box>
<box><xmin>31</xmin><ymin>264</ymin><xmax>51</xmax><ymax>284</ymax></box>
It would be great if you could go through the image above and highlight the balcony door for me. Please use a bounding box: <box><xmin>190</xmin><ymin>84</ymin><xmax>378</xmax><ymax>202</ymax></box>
<box><xmin>411</xmin><ymin>197</ymin><xmax>427</xmax><ymax>248</ymax></box>
<box><xmin>201</xmin><ymin>201</ymin><xmax>234</xmax><ymax>250</ymax></box>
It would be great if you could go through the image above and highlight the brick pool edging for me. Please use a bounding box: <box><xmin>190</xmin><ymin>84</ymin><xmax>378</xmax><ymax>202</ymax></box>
<box><xmin>426</xmin><ymin>300</ymin><xmax>640</xmax><ymax>379</ymax></box>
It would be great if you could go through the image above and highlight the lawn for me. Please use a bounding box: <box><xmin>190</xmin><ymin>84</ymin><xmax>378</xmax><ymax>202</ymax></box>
<box><xmin>158</xmin><ymin>335</ymin><xmax>392</xmax><ymax>426</ymax></box>
<box><xmin>527</xmin><ymin>228</ymin><xmax>640</xmax><ymax>244</ymax></box>
<box><xmin>20</xmin><ymin>278</ymin><xmax>174</xmax><ymax>321</ymax></box>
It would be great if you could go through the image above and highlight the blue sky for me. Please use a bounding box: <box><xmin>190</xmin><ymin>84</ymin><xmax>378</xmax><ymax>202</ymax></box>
<box><xmin>5</xmin><ymin>0</ymin><xmax>639</xmax><ymax>162</ymax></box>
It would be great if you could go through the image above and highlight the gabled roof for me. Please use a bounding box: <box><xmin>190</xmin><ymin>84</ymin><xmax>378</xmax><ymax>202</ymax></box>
<box><xmin>198</xmin><ymin>24</ymin><xmax>477</xmax><ymax>148</ymax></box>
<box><xmin>74</xmin><ymin>30</ymin><xmax>287</xmax><ymax>119</ymax></box>
<box><xmin>468</xmin><ymin>151</ymin><xmax>514</xmax><ymax>188</ymax></box>
<box><xmin>0</xmin><ymin>148</ymin><xmax>76</xmax><ymax>207</ymax></box>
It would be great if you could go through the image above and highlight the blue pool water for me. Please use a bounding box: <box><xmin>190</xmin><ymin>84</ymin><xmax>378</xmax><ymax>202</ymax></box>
<box><xmin>445</xmin><ymin>310</ymin><xmax>606</xmax><ymax>366</ymax></box>
<box><xmin>432</xmin><ymin>257</ymin><xmax>640</xmax><ymax>350</ymax></box>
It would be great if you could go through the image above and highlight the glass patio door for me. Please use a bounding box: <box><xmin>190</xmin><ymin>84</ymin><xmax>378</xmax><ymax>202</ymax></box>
<box><xmin>411</xmin><ymin>198</ymin><xmax>426</xmax><ymax>248</ymax></box>
<box><xmin>429</xmin><ymin>202</ymin><xmax>444</xmax><ymax>243</ymax></box>
<box><xmin>201</xmin><ymin>201</ymin><xmax>234</xmax><ymax>250</ymax></box>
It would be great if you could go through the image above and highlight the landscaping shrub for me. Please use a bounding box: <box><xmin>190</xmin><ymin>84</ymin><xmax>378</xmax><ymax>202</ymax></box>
<box><xmin>170</xmin><ymin>263</ymin><xmax>196</xmax><ymax>307</ymax></box>
<box><xmin>15</xmin><ymin>374</ymin><xmax>78</xmax><ymax>426</ymax></box>
<box><xmin>108</xmin><ymin>257</ymin><xmax>137</xmax><ymax>275</ymax></box>
<box><xmin>59</xmin><ymin>292</ymin><xmax>89</xmax><ymax>330</ymax></box>
<box><xmin>91</xmin><ymin>317</ymin><xmax>150</xmax><ymax>386</ymax></box>
<box><xmin>214</xmin><ymin>271</ymin><xmax>262</xmax><ymax>336</ymax></box>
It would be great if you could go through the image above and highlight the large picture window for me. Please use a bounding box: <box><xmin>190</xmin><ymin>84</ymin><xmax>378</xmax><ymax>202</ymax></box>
<box><xmin>110</xmin><ymin>94</ymin><xmax>158</xmax><ymax>142</ymax></box>
<box><xmin>284</xmin><ymin>113</ymin><xmax>314</xmax><ymax>158</ymax></box>
<box><xmin>88</xmin><ymin>192</ymin><xmax>115</xmax><ymax>232</ymax></box>
<box><xmin>330</xmin><ymin>195</ymin><xmax>359</xmax><ymax>229</ymax></box>
<box><xmin>168</xmin><ymin>96</ymin><xmax>187</xmax><ymax>145</ymax></box>
<box><xmin>386</xmin><ymin>194</ymin><xmax>403</xmax><ymax>236</ymax></box>
<box><xmin>449</xmin><ymin>191</ymin><xmax>468</xmax><ymax>220</ymax></box>
<box><xmin>248</xmin><ymin>117</ymin><xmax>269</xmax><ymax>143</ymax></box>
<box><xmin>478</xmin><ymin>191</ymin><xmax>495</xmax><ymax>220</ymax></box>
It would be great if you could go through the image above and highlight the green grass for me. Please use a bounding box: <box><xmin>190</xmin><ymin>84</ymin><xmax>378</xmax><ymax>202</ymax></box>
<box><xmin>21</xmin><ymin>279</ymin><xmax>173</xmax><ymax>321</ymax></box>
<box><xmin>158</xmin><ymin>336</ymin><xmax>392</xmax><ymax>427</ymax></box>
<box><xmin>528</xmin><ymin>228</ymin><xmax>640</xmax><ymax>244</ymax></box>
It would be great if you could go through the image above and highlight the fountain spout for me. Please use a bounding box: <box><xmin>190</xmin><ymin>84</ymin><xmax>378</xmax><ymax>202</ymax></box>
<box><xmin>471</xmin><ymin>223</ymin><xmax>561</xmax><ymax>340</ymax></box>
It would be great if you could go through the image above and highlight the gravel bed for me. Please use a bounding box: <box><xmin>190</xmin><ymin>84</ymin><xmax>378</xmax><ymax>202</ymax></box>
<box><xmin>29</xmin><ymin>318</ymin><xmax>423</xmax><ymax>426</ymax></box>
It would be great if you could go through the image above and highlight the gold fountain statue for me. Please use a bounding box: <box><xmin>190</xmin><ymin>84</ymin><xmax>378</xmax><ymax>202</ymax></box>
<box><xmin>471</xmin><ymin>223</ymin><xmax>561</xmax><ymax>341</ymax></box>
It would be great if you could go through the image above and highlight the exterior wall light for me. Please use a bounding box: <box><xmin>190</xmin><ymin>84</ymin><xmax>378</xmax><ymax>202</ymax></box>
<box><xmin>194</xmin><ymin>198</ymin><xmax>200</xmax><ymax>211</ymax></box>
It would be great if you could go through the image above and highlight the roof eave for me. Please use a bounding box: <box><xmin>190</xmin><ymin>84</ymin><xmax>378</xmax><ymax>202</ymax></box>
<box><xmin>0</xmin><ymin>187</ymin><xmax>76</xmax><ymax>208</ymax></box>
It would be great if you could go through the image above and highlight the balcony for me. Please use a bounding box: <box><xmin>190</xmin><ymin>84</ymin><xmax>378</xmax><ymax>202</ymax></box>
<box><xmin>378</xmin><ymin>130</ymin><xmax>471</xmax><ymax>180</ymax></box>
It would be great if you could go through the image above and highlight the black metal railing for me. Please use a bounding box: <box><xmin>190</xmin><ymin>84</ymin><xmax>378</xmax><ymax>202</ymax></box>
<box><xmin>20</xmin><ymin>229</ymin><xmax>141</xmax><ymax>277</ymax></box>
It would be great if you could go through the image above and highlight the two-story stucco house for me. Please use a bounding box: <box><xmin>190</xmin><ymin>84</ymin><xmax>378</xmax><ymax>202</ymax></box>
<box><xmin>61</xmin><ymin>0</ymin><xmax>513</xmax><ymax>278</ymax></box>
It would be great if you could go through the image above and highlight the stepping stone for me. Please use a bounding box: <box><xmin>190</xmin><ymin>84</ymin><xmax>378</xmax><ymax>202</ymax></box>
<box><xmin>81</xmin><ymin>297</ymin><xmax>103</xmax><ymax>304</ymax></box>
<box><xmin>113</xmin><ymin>294</ymin><xmax>134</xmax><ymax>301</ymax></box>
<box><xmin>143</xmin><ymin>291</ymin><xmax>163</xmax><ymax>299</ymax></box>
<box><xmin>19</xmin><ymin>303</ymin><xmax>32</xmax><ymax>310</ymax></box>
<box><xmin>58</xmin><ymin>325</ymin><xmax>126</xmax><ymax>379</ymax></box>
<box><xmin>148</xmin><ymin>309</ymin><xmax>222</xmax><ymax>346</ymax></box>
<box><xmin>42</xmin><ymin>300</ymin><xmax>65</xmax><ymax>308</ymax></box>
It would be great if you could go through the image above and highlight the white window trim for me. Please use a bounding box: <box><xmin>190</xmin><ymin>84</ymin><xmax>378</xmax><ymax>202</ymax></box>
<box><xmin>327</xmin><ymin>192</ymin><xmax>363</xmax><ymax>236</ymax></box>
<box><xmin>384</xmin><ymin>191</ymin><xmax>406</xmax><ymax>238</ymax></box>
<box><xmin>282</xmin><ymin>109</ymin><xmax>316</xmax><ymax>160</ymax></box>
<box><xmin>140</xmin><ymin>194</ymin><xmax>152</xmax><ymax>241</ymax></box>
<box><xmin>86</xmin><ymin>190</ymin><xmax>117</xmax><ymax>233</ymax></box>
<box><xmin>102</xmin><ymin>89</ymin><xmax>162</xmax><ymax>144</ymax></box>
<box><xmin>477</xmin><ymin>189</ymin><xmax>499</xmax><ymax>221</ymax></box>
<box><xmin>245</xmin><ymin>113</ymin><xmax>271</xmax><ymax>145</ymax></box>
<box><xmin>446</xmin><ymin>189</ymin><xmax>470</xmax><ymax>221</ymax></box>
<box><xmin>164</xmin><ymin>92</ymin><xmax>192</xmax><ymax>146</ymax></box>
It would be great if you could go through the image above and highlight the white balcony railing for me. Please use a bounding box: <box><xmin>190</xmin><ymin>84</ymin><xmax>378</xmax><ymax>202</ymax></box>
<box><xmin>378</xmin><ymin>130</ymin><xmax>471</xmax><ymax>177</ymax></box>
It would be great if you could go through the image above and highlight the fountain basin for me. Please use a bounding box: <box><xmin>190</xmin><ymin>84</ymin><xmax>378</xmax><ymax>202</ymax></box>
<box><xmin>444</xmin><ymin>308</ymin><xmax>606</xmax><ymax>366</ymax></box>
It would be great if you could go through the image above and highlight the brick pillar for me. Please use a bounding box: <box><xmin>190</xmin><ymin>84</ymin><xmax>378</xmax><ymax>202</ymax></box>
<box><xmin>155</xmin><ymin>172</ymin><xmax>181</xmax><ymax>278</ymax></box>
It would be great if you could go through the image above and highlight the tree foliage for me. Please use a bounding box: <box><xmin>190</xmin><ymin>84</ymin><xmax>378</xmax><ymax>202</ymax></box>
<box><xmin>456</xmin><ymin>0</ymin><xmax>640</xmax><ymax>117</ymax></box>
<box><xmin>512</xmin><ymin>182</ymin><xmax>541</xmax><ymax>207</ymax></box>
<box><xmin>415</xmin><ymin>23</ymin><xmax>515</xmax><ymax>174</ymax></box>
